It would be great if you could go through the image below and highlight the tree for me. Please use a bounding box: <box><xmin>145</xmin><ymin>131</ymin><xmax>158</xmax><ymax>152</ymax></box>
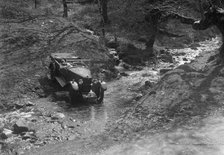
<box><xmin>98</xmin><ymin>0</ymin><xmax>109</xmax><ymax>24</ymax></box>
<box><xmin>144</xmin><ymin>9</ymin><xmax>162</xmax><ymax>49</ymax></box>
<box><xmin>97</xmin><ymin>0</ymin><xmax>109</xmax><ymax>46</ymax></box>
<box><xmin>144</xmin><ymin>8</ymin><xmax>195</xmax><ymax>52</ymax></box>
<box><xmin>62</xmin><ymin>0</ymin><xmax>68</xmax><ymax>18</ymax></box>
<box><xmin>34</xmin><ymin>0</ymin><xmax>39</xmax><ymax>8</ymax></box>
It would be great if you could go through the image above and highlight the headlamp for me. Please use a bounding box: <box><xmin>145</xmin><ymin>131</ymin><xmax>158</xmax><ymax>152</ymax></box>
<box><xmin>78</xmin><ymin>79</ymin><xmax>83</xmax><ymax>85</ymax></box>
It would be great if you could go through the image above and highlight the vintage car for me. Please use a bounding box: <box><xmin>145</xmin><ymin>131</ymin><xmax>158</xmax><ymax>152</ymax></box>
<box><xmin>49</xmin><ymin>53</ymin><xmax>107</xmax><ymax>104</ymax></box>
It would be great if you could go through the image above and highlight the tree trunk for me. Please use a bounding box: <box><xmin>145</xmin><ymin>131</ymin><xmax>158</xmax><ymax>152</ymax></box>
<box><xmin>99</xmin><ymin>0</ymin><xmax>109</xmax><ymax>24</ymax></box>
<box><xmin>34</xmin><ymin>0</ymin><xmax>39</xmax><ymax>9</ymax></box>
<box><xmin>62</xmin><ymin>0</ymin><xmax>68</xmax><ymax>18</ymax></box>
<box><xmin>145</xmin><ymin>9</ymin><xmax>162</xmax><ymax>50</ymax></box>
<box><xmin>198</xmin><ymin>0</ymin><xmax>204</xmax><ymax>19</ymax></box>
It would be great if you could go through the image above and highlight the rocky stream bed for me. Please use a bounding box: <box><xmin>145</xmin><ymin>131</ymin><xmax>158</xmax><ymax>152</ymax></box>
<box><xmin>0</xmin><ymin>36</ymin><xmax>222</xmax><ymax>154</ymax></box>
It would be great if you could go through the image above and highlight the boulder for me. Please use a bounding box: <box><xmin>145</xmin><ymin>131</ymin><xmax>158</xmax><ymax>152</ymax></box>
<box><xmin>13</xmin><ymin>119</ymin><xmax>29</xmax><ymax>134</ymax></box>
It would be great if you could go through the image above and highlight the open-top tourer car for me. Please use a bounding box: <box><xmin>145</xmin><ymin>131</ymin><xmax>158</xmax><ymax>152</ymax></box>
<box><xmin>49</xmin><ymin>53</ymin><xmax>107</xmax><ymax>104</ymax></box>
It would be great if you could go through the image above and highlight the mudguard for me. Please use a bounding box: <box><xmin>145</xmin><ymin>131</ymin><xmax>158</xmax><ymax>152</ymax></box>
<box><xmin>55</xmin><ymin>76</ymin><xmax>67</xmax><ymax>87</ymax></box>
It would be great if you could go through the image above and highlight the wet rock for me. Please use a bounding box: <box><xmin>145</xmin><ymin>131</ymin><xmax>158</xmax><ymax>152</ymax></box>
<box><xmin>0</xmin><ymin>129</ymin><xmax>13</xmax><ymax>139</ymax></box>
<box><xmin>51</xmin><ymin>112</ymin><xmax>65</xmax><ymax>120</ymax></box>
<box><xmin>13</xmin><ymin>119</ymin><xmax>29</xmax><ymax>134</ymax></box>
<box><xmin>159</xmin><ymin>68</ymin><xmax>172</xmax><ymax>74</ymax></box>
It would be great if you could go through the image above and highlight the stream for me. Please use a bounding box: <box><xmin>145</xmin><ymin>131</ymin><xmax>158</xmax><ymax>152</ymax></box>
<box><xmin>62</xmin><ymin>37</ymin><xmax>221</xmax><ymax>138</ymax></box>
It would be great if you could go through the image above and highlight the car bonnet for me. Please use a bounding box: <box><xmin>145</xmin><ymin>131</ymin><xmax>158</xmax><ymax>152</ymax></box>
<box><xmin>69</xmin><ymin>67</ymin><xmax>92</xmax><ymax>79</ymax></box>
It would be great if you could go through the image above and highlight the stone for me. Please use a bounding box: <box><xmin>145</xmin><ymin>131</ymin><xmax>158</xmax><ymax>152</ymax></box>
<box><xmin>13</xmin><ymin>119</ymin><xmax>29</xmax><ymax>134</ymax></box>
<box><xmin>0</xmin><ymin>128</ymin><xmax>13</xmax><ymax>139</ymax></box>
<box><xmin>51</xmin><ymin>112</ymin><xmax>65</xmax><ymax>120</ymax></box>
<box><xmin>26</xmin><ymin>101</ymin><xmax>35</xmax><ymax>106</ymax></box>
<box><xmin>109</xmin><ymin>50</ymin><xmax>117</xmax><ymax>55</ymax></box>
<box><xmin>159</xmin><ymin>68</ymin><xmax>172</xmax><ymax>74</ymax></box>
<box><xmin>22</xmin><ymin>131</ymin><xmax>36</xmax><ymax>140</ymax></box>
